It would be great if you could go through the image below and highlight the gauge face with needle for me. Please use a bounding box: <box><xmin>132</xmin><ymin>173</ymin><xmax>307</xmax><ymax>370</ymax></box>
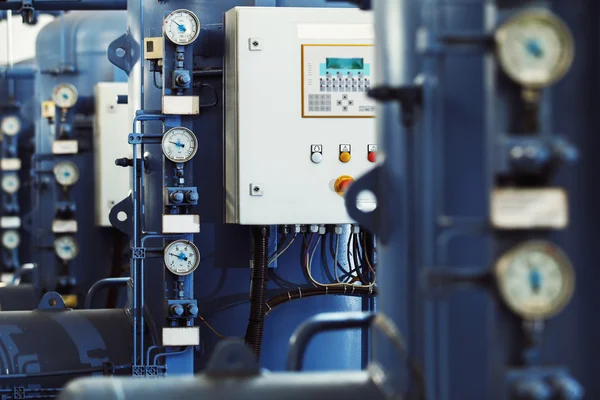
<box><xmin>2</xmin><ymin>230</ymin><xmax>20</xmax><ymax>250</ymax></box>
<box><xmin>495</xmin><ymin>9</ymin><xmax>574</xmax><ymax>88</ymax></box>
<box><xmin>53</xmin><ymin>161</ymin><xmax>80</xmax><ymax>187</ymax></box>
<box><xmin>495</xmin><ymin>241</ymin><xmax>575</xmax><ymax>320</ymax></box>
<box><xmin>1</xmin><ymin>116</ymin><xmax>21</xmax><ymax>136</ymax></box>
<box><xmin>51</xmin><ymin>83</ymin><xmax>79</xmax><ymax>109</ymax></box>
<box><xmin>1</xmin><ymin>174</ymin><xmax>20</xmax><ymax>194</ymax></box>
<box><xmin>161</xmin><ymin>127</ymin><xmax>198</xmax><ymax>163</ymax></box>
<box><xmin>164</xmin><ymin>9</ymin><xmax>200</xmax><ymax>45</ymax></box>
<box><xmin>163</xmin><ymin>240</ymin><xmax>200</xmax><ymax>276</ymax></box>
<box><xmin>54</xmin><ymin>235</ymin><xmax>79</xmax><ymax>261</ymax></box>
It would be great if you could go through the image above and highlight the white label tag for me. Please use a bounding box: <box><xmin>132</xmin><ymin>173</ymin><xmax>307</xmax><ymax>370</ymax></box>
<box><xmin>491</xmin><ymin>188</ymin><xmax>568</xmax><ymax>229</ymax></box>
<box><xmin>162</xmin><ymin>327</ymin><xmax>200</xmax><ymax>346</ymax></box>
<box><xmin>0</xmin><ymin>217</ymin><xmax>20</xmax><ymax>229</ymax></box>
<box><xmin>1</xmin><ymin>159</ymin><xmax>21</xmax><ymax>171</ymax></box>
<box><xmin>52</xmin><ymin>140</ymin><xmax>79</xmax><ymax>154</ymax></box>
<box><xmin>52</xmin><ymin>219</ymin><xmax>78</xmax><ymax>233</ymax></box>
<box><xmin>162</xmin><ymin>214</ymin><xmax>200</xmax><ymax>234</ymax></box>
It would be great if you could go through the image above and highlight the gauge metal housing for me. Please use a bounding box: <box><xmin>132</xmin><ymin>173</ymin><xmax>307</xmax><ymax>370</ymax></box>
<box><xmin>494</xmin><ymin>240</ymin><xmax>575</xmax><ymax>320</ymax></box>
<box><xmin>495</xmin><ymin>8</ymin><xmax>574</xmax><ymax>89</ymax></box>
<box><xmin>51</xmin><ymin>83</ymin><xmax>79</xmax><ymax>109</ymax></box>
<box><xmin>1</xmin><ymin>116</ymin><xmax>21</xmax><ymax>136</ymax></box>
<box><xmin>54</xmin><ymin>236</ymin><xmax>79</xmax><ymax>261</ymax></box>
<box><xmin>163</xmin><ymin>239</ymin><xmax>200</xmax><ymax>276</ymax></box>
<box><xmin>53</xmin><ymin>161</ymin><xmax>80</xmax><ymax>187</ymax></box>
<box><xmin>163</xmin><ymin>9</ymin><xmax>201</xmax><ymax>45</ymax></box>
<box><xmin>161</xmin><ymin>127</ymin><xmax>198</xmax><ymax>163</ymax></box>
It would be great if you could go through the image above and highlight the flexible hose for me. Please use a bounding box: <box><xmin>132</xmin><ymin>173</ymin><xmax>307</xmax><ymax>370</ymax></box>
<box><xmin>245</xmin><ymin>225</ymin><xmax>270</xmax><ymax>360</ymax></box>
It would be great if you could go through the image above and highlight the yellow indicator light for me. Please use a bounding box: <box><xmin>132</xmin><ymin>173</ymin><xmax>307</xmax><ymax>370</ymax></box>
<box><xmin>339</xmin><ymin>151</ymin><xmax>351</xmax><ymax>163</ymax></box>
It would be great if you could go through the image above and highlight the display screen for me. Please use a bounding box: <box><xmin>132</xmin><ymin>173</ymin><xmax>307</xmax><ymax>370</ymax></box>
<box><xmin>325</xmin><ymin>58</ymin><xmax>364</xmax><ymax>70</ymax></box>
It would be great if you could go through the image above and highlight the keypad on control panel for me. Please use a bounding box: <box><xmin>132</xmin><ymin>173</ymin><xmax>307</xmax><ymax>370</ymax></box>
<box><xmin>308</xmin><ymin>94</ymin><xmax>332</xmax><ymax>112</ymax></box>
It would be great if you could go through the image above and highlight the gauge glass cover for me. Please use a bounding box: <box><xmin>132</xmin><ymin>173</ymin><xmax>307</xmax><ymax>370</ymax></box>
<box><xmin>2</xmin><ymin>230</ymin><xmax>20</xmax><ymax>250</ymax></box>
<box><xmin>54</xmin><ymin>235</ymin><xmax>79</xmax><ymax>261</ymax></box>
<box><xmin>161</xmin><ymin>127</ymin><xmax>198</xmax><ymax>163</ymax></box>
<box><xmin>163</xmin><ymin>240</ymin><xmax>200</xmax><ymax>276</ymax></box>
<box><xmin>495</xmin><ymin>240</ymin><xmax>575</xmax><ymax>320</ymax></box>
<box><xmin>1</xmin><ymin>174</ymin><xmax>20</xmax><ymax>194</ymax></box>
<box><xmin>1</xmin><ymin>116</ymin><xmax>21</xmax><ymax>136</ymax></box>
<box><xmin>164</xmin><ymin>9</ymin><xmax>200</xmax><ymax>45</ymax></box>
<box><xmin>495</xmin><ymin>9</ymin><xmax>574</xmax><ymax>88</ymax></box>
<box><xmin>52</xmin><ymin>83</ymin><xmax>79</xmax><ymax>109</ymax></box>
<box><xmin>53</xmin><ymin>161</ymin><xmax>80</xmax><ymax>187</ymax></box>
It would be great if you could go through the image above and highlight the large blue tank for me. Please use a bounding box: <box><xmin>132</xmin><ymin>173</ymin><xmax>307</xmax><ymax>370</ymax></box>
<box><xmin>32</xmin><ymin>11</ymin><xmax>128</xmax><ymax>306</ymax></box>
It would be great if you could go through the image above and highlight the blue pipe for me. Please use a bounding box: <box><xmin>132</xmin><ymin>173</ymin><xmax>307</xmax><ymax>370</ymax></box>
<box><xmin>0</xmin><ymin>67</ymin><xmax>36</xmax><ymax>79</ymax></box>
<box><xmin>0</xmin><ymin>0</ymin><xmax>126</xmax><ymax>10</ymax></box>
<box><xmin>85</xmin><ymin>277</ymin><xmax>129</xmax><ymax>309</ymax></box>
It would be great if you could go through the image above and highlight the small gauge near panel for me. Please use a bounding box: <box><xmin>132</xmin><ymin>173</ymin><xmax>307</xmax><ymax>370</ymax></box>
<box><xmin>1</xmin><ymin>116</ymin><xmax>21</xmax><ymax>136</ymax></box>
<box><xmin>1</xmin><ymin>174</ymin><xmax>20</xmax><ymax>194</ymax></box>
<box><xmin>54</xmin><ymin>235</ymin><xmax>79</xmax><ymax>261</ymax></box>
<box><xmin>495</xmin><ymin>240</ymin><xmax>575</xmax><ymax>320</ymax></box>
<box><xmin>163</xmin><ymin>239</ymin><xmax>200</xmax><ymax>276</ymax></box>
<box><xmin>52</xmin><ymin>83</ymin><xmax>79</xmax><ymax>109</ymax></box>
<box><xmin>2</xmin><ymin>230</ymin><xmax>20</xmax><ymax>250</ymax></box>
<box><xmin>161</xmin><ymin>127</ymin><xmax>198</xmax><ymax>163</ymax></box>
<box><xmin>164</xmin><ymin>9</ymin><xmax>200</xmax><ymax>45</ymax></box>
<box><xmin>53</xmin><ymin>161</ymin><xmax>80</xmax><ymax>187</ymax></box>
<box><xmin>495</xmin><ymin>9</ymin><xmax>574</xmax><ymax>89</ymax></box>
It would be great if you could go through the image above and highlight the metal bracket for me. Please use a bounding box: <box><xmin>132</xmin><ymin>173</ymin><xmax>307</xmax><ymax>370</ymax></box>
<box><xmin>368</xmin><ymin>84</ymin><xmax>423</xmax><ymax>127</ymax></box>
<box><xmin>108</xmin><ymin>33</ymin><xmax>139</xmax><ymax>76</ymax></box>
<box><xmin>109</xmin><ymin>195</ymin><xmax>133</xmax><ymax>236</ymax></box>
<box><xmin>19</xmin><ymin>0</ymin><xmax>35</xmax><ymax>25</ymax></box>
<box><xmin>37</xmin><ymin>292</ymin><xmax>68</xmax><ymax>311</ymax></box>
<box><xmin>204</xmin><ymin>340</ymin><xmax>260</xmax><ymax>378</ymax></box>
<box><xmin>102</xmin><ymin>362</ymin><xmax>115</xmax><ymax>376</ymax></box>
<box><xmin>132</xmin><ymin>366</ymin><xmax>145</xmax><ymax>377</ymax></box>
<box><xmin>13</xmin><ymin>387</ymin><xmax>25</xmax><ymax>400</ymax></box>
<box><xmin>128</xmin><ymin>133</ymin><xmax>162</xmax><ymax>145</ymax></box>
<box><xmin>145</xmin><ymin>366</ymin><xmax>159</xmax><ymax>376</ymax></box>
<box><xmin>132</xmin><ymin>247</ymin><xmax>146</xmax><ymax>259</ymax></box>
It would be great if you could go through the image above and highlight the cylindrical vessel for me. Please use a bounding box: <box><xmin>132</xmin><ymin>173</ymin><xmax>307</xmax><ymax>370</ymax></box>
<box><xmin>0</xmin><ymin>307</ymin><xmax>132</xmax><ymax>389</ymax></box>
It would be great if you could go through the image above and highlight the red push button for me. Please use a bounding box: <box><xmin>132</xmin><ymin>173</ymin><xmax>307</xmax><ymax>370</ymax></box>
<box><xmin>368</xmin><ymin>151</ymin><xmax>376</xmax><ymax>163</ymax></box>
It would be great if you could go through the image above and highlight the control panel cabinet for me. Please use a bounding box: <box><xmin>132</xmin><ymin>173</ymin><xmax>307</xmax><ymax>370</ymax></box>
<box><xmin>225</xmin><ymin>7</ymin><xmax>377</xmax><ymax>225</ymax></box>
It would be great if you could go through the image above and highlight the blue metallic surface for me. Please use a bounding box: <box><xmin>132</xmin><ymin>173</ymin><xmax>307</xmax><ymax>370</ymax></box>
<box><xmin>126</xmin><ymin>0</ymin><xmax>368</xmax><ymax>375</ymax></box>
<box><xmin>32</xmin><ymin>11</ymin><xmax>128</xmax><ymax>304</ymax></box>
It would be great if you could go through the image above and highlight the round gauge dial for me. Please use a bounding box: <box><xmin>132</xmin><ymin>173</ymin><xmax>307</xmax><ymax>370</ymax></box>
<box><xmin>2</xmin><ymin>230</ymin><xmax>20</xmax><ymax>250</ymax></box>
<box><xmin>1</xmin><ymin>116</ymin><xmax>21</xmax><ymax>136</ymax></box>
<box><xmin>53</xmin><ymin>161</ymin><xmax>80</xmax><ymax>187</ymax></box>
<box><xmin>1</xmin><ymin>174</ymin><xmax>20</xmax><ymax>194</ymax></box>
<box><xmin>164</xmin><ymin>9</ymin><xmax>200</xmax><ymax>45</ymax></box>
<box><xmin>51</xmin><ymin>83</ymin><xmax>79</xmax><ymax>109</ymax></box>
<box><xmin>495</xmin><ymin>241</ymin><xmax>575</xmax><ymax>320</ymax></box>
<box><xmin>161</xmin><ymin>127</ymin><xmax>198</xmax><ymax>163</ymax></box>
<box><xmin>54</xmin><ymin>235</ymin><xmax>79</xmax><ymax>261</ymax></box>
<box><xmin>163</xmin><ymin>240</ymin><xmax>200</xmax><ymax>276</ymax></box>
<box><xmin>495</xmin><ymin>9</ymin><xmax>574</xmax><ymax>88</ymax></box>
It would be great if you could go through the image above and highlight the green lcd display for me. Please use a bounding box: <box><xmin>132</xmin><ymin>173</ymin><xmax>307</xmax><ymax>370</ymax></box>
<box><xmin>325</xmin><ymin>58</ymin><xmax>364</xmax><ymax>70</ymax></box>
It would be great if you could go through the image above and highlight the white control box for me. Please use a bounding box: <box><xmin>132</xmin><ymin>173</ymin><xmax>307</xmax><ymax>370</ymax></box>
<box><xmin>94</xmin><ymin>82</ymin><xmax>132</xmax><ymax>227</ymax></box>
<box><xmin>224</xmin><ymin>7</ymin><xmax>377</xmax><ymax>225</ymax></box>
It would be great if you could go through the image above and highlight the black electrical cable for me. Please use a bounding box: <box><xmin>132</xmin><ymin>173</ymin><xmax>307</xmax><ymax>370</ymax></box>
<box><xmin>245</xmin><ymin>225</ymin><xmax>270</xmax><ymax>360</ymax></box>
<box><xmin>0</xmin><ymin>364</ymin><xmax>131</xmax><ymax>380</ymax></box>
<box><xmin>328</xmin><ymin>232</ymin><xmax>352</xmax><ymax>280</ymax></box>
<box><xmin>266</xmin><ymin>286</ymin><xmax>377</xmax><ymax>310</ymax></box>
<box><xmin>199</xmin><ymin>83</ymin><xmax>218</xmax><ymax>107</ymax></box>
<box><xmin>152</xmin><ymin>70</ymin><xmax>162</xmax><ymax>90</ymax></box>
<box><xmin>319</xmin><ymin>234</ymin><xmax>336</xmax><ymax>283</ymax></box>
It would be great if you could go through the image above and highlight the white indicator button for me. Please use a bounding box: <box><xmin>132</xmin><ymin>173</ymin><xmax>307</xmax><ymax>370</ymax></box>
<box><xmin>311</xmin><ymin>152</ymin><xmax>323</xmax><ymax>164</ymax></box>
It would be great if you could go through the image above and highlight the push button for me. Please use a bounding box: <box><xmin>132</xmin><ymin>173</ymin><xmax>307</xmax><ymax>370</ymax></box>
<box><xmin>311</xmin><ymin>152</ymin><xmax>323</xmax><ymax>164</ymax></box>
<box><xmin>368</xmin><ymin>152</ymin><xmax>376</xmax><ymax>163</ymax></box>
<box><xmin>339</xmin><ymin>152</ymin><xmax>351</xmax><ymax>163</ymax></box>
<box><xmin>334</xmin><ymin>175</ymin><xmax>354</xmax><ymax>196</ymax></box>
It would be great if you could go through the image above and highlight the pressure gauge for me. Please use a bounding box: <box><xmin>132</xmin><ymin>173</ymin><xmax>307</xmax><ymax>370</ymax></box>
<box><xmin>54</xmin><ymin>235</ymin><xmax>79</xmax><ymax>261</ymax></box>
<box><xmin>161</xmin><ymin>127</ymin><xmax>198</xmax><ymax>163</ymax></box>
<box><xmin>164</xmin><ymin>9</ymin><xmax>200</xmax><ymax>45</ymax></box>
<box><xmin>2</xmin><ymin>230</ymin><xmax>20</xmax><ymax>250</ymax></box>
<box><xmin>495</xmin><ymin>241</ymin><xmax>575</xmax><ymax>320</ymax></box>
<box><xmin>1</xmin><ymin>174</ymin><xmax>20</xmax><ymax>194</ymax></box>
<box><xmin>51</xmin><ymin>83</ymin><xmax>79</xmax><ymax>109</ymax></box>
<box><xmin>495</xmin><ymin>9</ymin><xmax>574</xmax><ymax>89</ymax></box>
<box><xmin>163</xmin><ymin>240</ymin><xmax>200</xmax><ymax>276</ymax></box>
<box><xmin>53</xmin><ymin>161</ymin><xmax>79</xmax><ymax>187</ymax></box>
<box><xmin>1</xmin><ymin>116</ymin><xmax>21</xmax><ymax>136</ymax></box>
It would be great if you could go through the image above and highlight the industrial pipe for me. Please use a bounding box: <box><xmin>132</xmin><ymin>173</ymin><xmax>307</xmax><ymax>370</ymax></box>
<box><xmin>85</xmin><ymin>277</ymin><xmax>129</xmax><ymax>309</ymax></box>
<box><xmin>0</xmin><ymin>0</ymin><xmax>126</xmax><ymax>10</ymax></box>
<box><xmin>286</xmin><ymin>312</ymin><xmax>377</xmax><ymax>371</ymax></box>
<box><xmin>59</xmin><ymin>370</ymin><xmax>384</xmax><ymax>400</ymax></box>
